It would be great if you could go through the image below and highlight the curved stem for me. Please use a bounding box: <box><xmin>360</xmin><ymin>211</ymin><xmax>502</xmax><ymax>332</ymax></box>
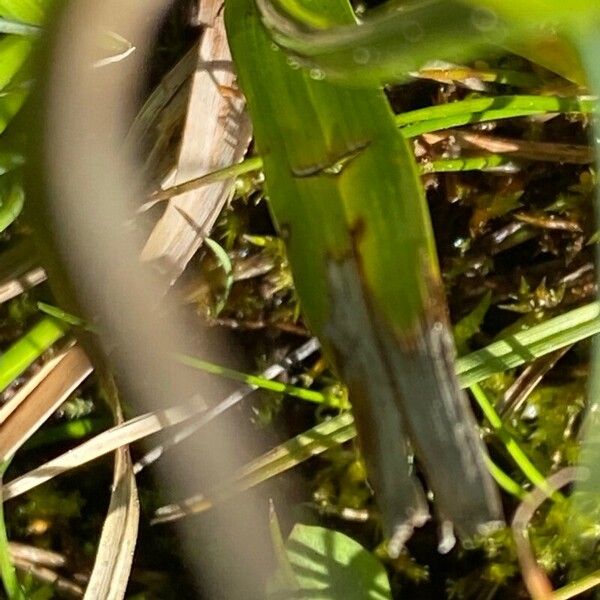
<box><xmin>470</xmin><ymin>383</ymin><xmax>557</xmax><ymax>497</ymax></box>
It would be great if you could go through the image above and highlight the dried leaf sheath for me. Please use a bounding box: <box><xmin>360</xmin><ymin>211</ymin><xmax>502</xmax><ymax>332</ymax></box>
<box><xmin>225</xmin><ymin>0</ymin><xmax>502</xmax><ymax>540</ymax></box>
<box><xmin>141</xmin><ymin>3</ymin><xmax>252</xmax><ymax>281</ymax></box>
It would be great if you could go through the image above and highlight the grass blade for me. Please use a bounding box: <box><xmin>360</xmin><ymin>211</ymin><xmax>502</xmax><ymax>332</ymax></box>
<box><xmin>396</xmin><ymin>95</ymin><xmax>596</xmax><ymax>137</ymax></box>
<box><xmin>227</xmin><ymin>0</ymin><xmax>501</xmax><ymax>542</ymax></box>
<box><xmin>2</xmin><ymin>339</ymin><xmax>321</xmax><ymax>498</ymax></box>
<box><xmin>470</xmin><ymin>383</ymin><xmax>554</xmax><ymax>497</ymax></box>
<box><xmin>0</xmin><ymin>90</ymin><xmax>27</xmax><ymax>136</ymax></box>
<box><xmin>1</xmin><ymin>404</ymin><xmax>196</xmax><ymax>501</ymax></box>
<box><xmin>0</xmin><ymin>344</ymin><xmax>92</xmax><ymax>461</ymax></box>
<box><xmin>152</xmin><ymin>412</ymin><xmax>357</xmax><ymax>523</ymax></box>
<box><xmin>134</xmin><ymin>337</ymin><xmax>321</xmax><ymax>473</ymax></box>
<box><xmin>4</xmin><ymin>298</ymin><xmax>597</xmax><ymax>506</ymax></box>
<box><xmin>456</xmin><ymin>302</ymin><xmax>600</xmax><ymax>386</ymax></box>
<box><xmin>0</xmin><ymin>316</ymin><xmax>69</xmax><ymax>393</ymax></box>
<box><xmin>84</xmin><ymin>447</ymin><xmax>138</xmax><ymax>600</ymax></box>
<box><xmin>150</xmin><ymin>92</ymin><xmax>595</xmax><ymax>206</ymax></box>
<box><xmin>256</xmin><ymin>0</ymin><xmax>501</xmax><ymax>86</ymax></box>
<box><xmin>0</xmin><ymin>176</ymin><xmax>24</xmax><ymax>234</ymax></box>
<box><xmin>177</xmin><ymin>353</ymin><xmax>340</xmax><ymax>406</ymax></box>
<box><xmin>0</xmin><ymin>36</ymin><xmax>32</xmax><ymax>92</ymax></box>
<box><xmin>0</xmin><ymin>18</ymin><xmax>40</xmax><ymax>35</ymax></box>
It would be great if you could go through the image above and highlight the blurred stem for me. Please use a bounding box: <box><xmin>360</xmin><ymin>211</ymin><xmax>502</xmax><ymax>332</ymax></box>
<box><xmin>0</xmin><ymin>19</ymin><xmax>40</xmax><ymax>36</ymax></box>
<box><xmin>37</xmin><ymin>301</ymin><xmax>95</xmax><ymax>331</ymax></box>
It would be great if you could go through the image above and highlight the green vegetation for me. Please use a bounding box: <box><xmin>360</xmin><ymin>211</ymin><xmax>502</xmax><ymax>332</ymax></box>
<box><xmin>0</xmin><ymin>0</ymin><xmax>598</xmax><ymax>598</ymax></box>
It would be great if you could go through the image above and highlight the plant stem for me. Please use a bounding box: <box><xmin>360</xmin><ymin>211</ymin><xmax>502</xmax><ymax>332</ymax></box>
<box><xmin>0</xmin><ymin>19</ymin><xmax>40</xmax><ymax>36</ymax></box>
<box><xmin>423</xmin><ymin>155</ymin><xmax>512</xmax><ymax>173</ymax></box>
<box><xmin>176</xmin><ymin>353</ymin><xmax>344</xmax><ymax>407</ymax></box>
<box><xmin>0</xmin><ymin>461</ymin><xmax>22</xmax><ymax>600</ymax></box>
<box><xmin>483</xmin><ymin>454</ymin><xmax>526</xmax><ymax>500</ymax></box>
<box><xmin>553</xmin><ymin>569</ymin><xmax>600</xmax><ymax>600</ymax></box>
<box><xmin>147</xmin><ymin>155</ymin><xmax>264</xmax><ymax>203</ymax></box>
<box><xmin>470</xmin><ymin>383</ymin><xmax>557</xmax><ymax>498</ymax></box>
<box><xmin>0</xmin><ymin>317</ymin><xmax>69</xmax><ymax>393</ymax></box>
<box><xmin>395</xmin><ymin>95</ymin><xmax>595</xmax><ymax>134</ymax></box>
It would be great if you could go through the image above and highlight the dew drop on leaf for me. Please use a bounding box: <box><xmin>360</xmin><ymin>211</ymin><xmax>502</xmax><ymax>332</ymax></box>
<box><xmin>471</xmin><ymin>7</ymin><xmax>498</xmax><ymax>32</ymax></box>
<box><xmin>353</xmin><ymin>47</ymin><xmax>371</xmax><ymax>65</ymax></box>
<box><xmin>309</xmin><ymin>68</ymin><xmax>325</xmax><ymax>80</ymax></box>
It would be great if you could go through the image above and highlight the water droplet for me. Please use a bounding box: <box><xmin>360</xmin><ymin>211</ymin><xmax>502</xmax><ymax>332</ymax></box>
<box><xmin>270</xmin><ymin>42</ymin><xmax>279</xmax><ymax>52</ymax></box>
<box><xmin>402</xmin><ymin>20</ymin><xmax>424</xmax><ymax>43</ymax></box>
<box><xmin>324</xmin><ymin>160</ymin><xmax>345</xmax><ymax>175</ymax></box>
<box><xmin>471</xmin><ymin>7</ymin><xmax>498</xmax><ymax>32</ymax></box>
<box><xmin>353</xmin><ymin>47</ymin><xmax>370</xmax><ymax>65</ymax></box>
<box><xmin>309</xmin><ymin>67</ymin><xmax>325</xmax><ymax>81</ymax></box>
<box><xmin>462</xmin><ymin>538</ymin><xmax>475</xmax><ymax>550</ymax></box>
<box><xmin>279</xmin><ymin>223</ymin><xmax>291</xmax><ymax>240</ymax></box>
<box><xmin>286</xmin><ymin>56</ymin><xmax>300</xmax><ymax>70</ymax></box>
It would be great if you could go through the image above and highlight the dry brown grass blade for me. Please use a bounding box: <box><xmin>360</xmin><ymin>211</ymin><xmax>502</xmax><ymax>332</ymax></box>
<box><xmin>3</xmin><ymin>337</ymin><xmax>317</xmax><ymax>497</ymax></box>
<box><xmin>0</xmin><ymin>240</ymin><xmax>47</xmax><ymax>305</ymax></box>
<box><xmin>0</xmin><ymin>266</ymin><xmax>46</xmax><ymax>305</ymax></box>
<box><xmin>84</xmin><ymin>372</ymin><xmax>139</xmax><ymax>600</ymax></box>
<box><xmin>498</xmin><ymin>346</ymin><xmax>572</xmax><ymax>418</ymax></box>
<box><xmin>12</xmin><ymin>557</ymin><xmax>84</xmax><ymax>598</ymax></box>
<box><xmin>0</xmin><ymin>344</ymin><xmax>92</xmax><ymax>459</ymax></box>
<box><xmin>2</xmin><ymin>404</ymin><xmax>196</xmax><ymax>501</ymax></box>
<box><xmin>423</xmin><ymin>130</ymin><xmax>594</xmax><ymax>164</ymax></box>
<box><xmin>9</xmin><ymin>542</ymin><xmax>66</xmax><ymax>568</ymax></box>
<box><xmin>152</xmin><ymin>412</ymin><xmax>357</xmax><ymax>524</ymax></box>
<box><xmin>143</xmin><ymin>84</ymin><xmax>191</xmax><ymax>188</ymax></box>
<box><xmin>84</xmin><ymin>445</ymin><xmax>138</xmax><ymax>600</ymax></box>
<box><xmin>0</xmin><ymin>347</ymin><xmax>67</xmax><ymax>427</ymax></box>
<box><xmin>134</xmin><ymin>336</ymin><xmax>321</xmax><ymax>473</ymax></box>
<box><xmin>0</xmin><ymin>302</ymin><xmax>138</xmax><ymax>600</ymax></box>
<box><xmin>127</xmin><ymin>43</ymin><xmax>198</xmax><ymax>150</ymax></box>
<box><xmin>141</xmin><ymin>0</ymin><xmax>252</xmax><ymax>282</ymax></box>
<box><xmin>128</xmin><ymin>44</ymin><xmax>197</xmax><ymax>188</ymax></box>
<box><xmin>10</xmin><ymin>542</ymin><xmax>86</xmax><ymax>598</ymax></box>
